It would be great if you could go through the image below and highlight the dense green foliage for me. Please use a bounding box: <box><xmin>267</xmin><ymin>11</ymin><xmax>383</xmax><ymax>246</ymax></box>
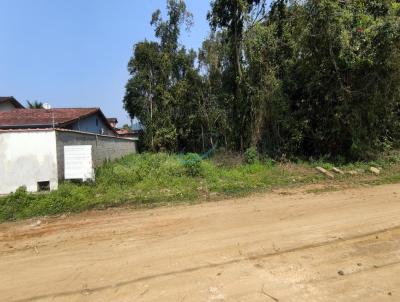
<box><xmin>244</xmin><ymin>147</ymin><xmax>259</xmax><ymax>164</ymax></box>
<box><xmin>182</xmin><ymin>153</ymin><xmax>203</xmax><ymax>176</ymax></box>
<box><xmin>124</xmin><ymin>0</ymin><xmax>400</xmax><ymax>159</ymax></box>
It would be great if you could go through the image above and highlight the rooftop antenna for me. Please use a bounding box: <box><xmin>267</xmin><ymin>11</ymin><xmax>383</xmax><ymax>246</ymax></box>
<box><xmin>43</xmin><ymin>103</ymin><xmax>55</xmax><ymax>128</ymax></box>
<box><xmin>43</xmin><ymin>103</ymin><xmax>51</xmax><ymax>110</ymax></box>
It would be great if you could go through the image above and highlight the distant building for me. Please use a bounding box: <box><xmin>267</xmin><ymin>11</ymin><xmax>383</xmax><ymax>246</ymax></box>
<box><xmin>107</xmin><ymin>117</ymin><xmax>118</xmax><ymax>129</ymax></box>
<box><xmin>116</xmin><ymin>128</ymin><xmax>137</xmax><ymax>139</ymax></box>
<box><xmin>106</xmin><ymin>117</ymin><xmax>142</xmax><ymax>140</ymax></box>
<box><xmin>0</xmin><ymin>96</ymin><xmax>24</xmax><ymax>111</ymax></box>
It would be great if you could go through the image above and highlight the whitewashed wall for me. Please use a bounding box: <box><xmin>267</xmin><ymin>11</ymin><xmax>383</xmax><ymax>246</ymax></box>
<box><xmin>0</xmin><ymin>130</ymin><xmax>58</xmax><ymax>194</ymax></box>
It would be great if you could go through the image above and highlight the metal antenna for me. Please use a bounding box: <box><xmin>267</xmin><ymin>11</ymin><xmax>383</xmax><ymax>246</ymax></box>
<box><xmin>43</xmin><ymin>103</ymin><xmax>54</xmax><ymax>128</ymax></box>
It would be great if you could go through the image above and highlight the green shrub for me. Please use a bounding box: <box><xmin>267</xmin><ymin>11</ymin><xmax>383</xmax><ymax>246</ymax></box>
<box><xmin>244</xmin><ymin>147</ymin><xmax>258</xmax><ymax>164</ymax></box>
<box><xmin>0</xmin><ymin>186</ymin><xmax>34</xmax><ymax>221</ymax></box>
<box><xmin>182</xmin><ymin>153</ymin><xmax>203</xmax><ymax>176</ymax></box>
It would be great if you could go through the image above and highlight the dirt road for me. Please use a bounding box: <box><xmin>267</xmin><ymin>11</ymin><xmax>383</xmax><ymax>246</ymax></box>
<box><xmin>1</xmin><ymin>184</ymin><xmax>400</xmax><ymax>302</ymax></box>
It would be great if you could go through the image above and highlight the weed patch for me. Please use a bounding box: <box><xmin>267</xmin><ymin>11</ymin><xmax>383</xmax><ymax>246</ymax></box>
<box><xmin>1</xmin><ymin>151</ymin><xmax>400</xmax><ymax>222</ymax></box>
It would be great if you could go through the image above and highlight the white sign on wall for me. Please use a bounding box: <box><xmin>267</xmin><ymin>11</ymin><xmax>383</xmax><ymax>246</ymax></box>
<box><xmin>64</xmin><ymin>145</ymin><xmax>94</xmax><ymax>181</ymax></box>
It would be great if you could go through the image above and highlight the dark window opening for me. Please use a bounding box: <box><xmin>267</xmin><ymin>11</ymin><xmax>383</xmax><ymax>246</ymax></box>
<box><xmin>96</xmin><ymin>118</ymin><xmax>99</xmax><ymax>126</ymax></box>
<box><xmin>37</xmin><ymin>181</ymin><xmax>50</xmax><ymax>192</ymax></box>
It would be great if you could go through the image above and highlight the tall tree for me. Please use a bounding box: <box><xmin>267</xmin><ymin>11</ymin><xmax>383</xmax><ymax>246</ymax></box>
<box><xmin>124</xmin><ymin>41</ymin><xmax>163</xmax><ymax>150</ymax></box>
<box><xmin>124</xmin><ymin>0</ymin><xmax>198</xmax><ymax>151</ymax></box>
<box><xmin>208</xmin><ymin>0</ymin><xmax>267</xmax><ymax>150</ymax></box>
<box><xmin>198</xmin><ymin>32</ymin><xmax>231</xmax><ymax>149</ymax></box>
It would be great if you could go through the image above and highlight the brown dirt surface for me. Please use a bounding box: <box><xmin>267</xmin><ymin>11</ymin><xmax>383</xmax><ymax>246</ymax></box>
<box><xmin>1</xmin><ymin>184</ymin><xmax>400</xmax><ymax>302</ymax></box>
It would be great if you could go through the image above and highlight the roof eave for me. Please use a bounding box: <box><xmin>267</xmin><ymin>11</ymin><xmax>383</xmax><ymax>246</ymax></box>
<box><xmin>0</xmin><ymin>124</ymin><xmax>57</xmax><ymax>129</ymax></box>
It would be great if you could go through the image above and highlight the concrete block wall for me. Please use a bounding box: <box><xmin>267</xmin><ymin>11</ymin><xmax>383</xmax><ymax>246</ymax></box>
<box><xmin>55</xmin><ymin>130</ymin><xmax>137</xmax><ymax>180</ymax></box>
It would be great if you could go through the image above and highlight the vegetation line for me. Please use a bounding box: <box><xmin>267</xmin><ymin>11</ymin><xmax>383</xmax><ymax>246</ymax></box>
<box><xmin>1</xmin><ymin>151</ymin><xmax>400</xmax><ymax>223</ymax></box>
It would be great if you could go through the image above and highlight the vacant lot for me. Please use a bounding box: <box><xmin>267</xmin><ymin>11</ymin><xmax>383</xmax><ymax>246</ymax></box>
<box><xmin>1</xmin><ymin>183</ymin><xmax>400</xmax><ymax>302</ymax></box>
<box><xmin>3</xmin><ymin>152</ymin><xmax>400</xmax><ymax>223</ymax></box>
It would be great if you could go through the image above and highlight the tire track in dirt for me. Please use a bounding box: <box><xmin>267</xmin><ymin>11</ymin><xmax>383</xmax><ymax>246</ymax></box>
<box><xmin>8</xmin><ymin>225</ymin><xmax>400</xmax><ymax>302</ymax></box>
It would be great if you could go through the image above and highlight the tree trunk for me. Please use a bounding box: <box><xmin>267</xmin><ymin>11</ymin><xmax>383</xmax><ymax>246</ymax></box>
<box><xmin>201</xmin><ymin>124</ymin><xmax>205</xmax><ymax>152</ymax></box>
<box><xmin>232</xmin><ymin>2</ymin><xmax>244</xmax><ymax>151</ymax></box>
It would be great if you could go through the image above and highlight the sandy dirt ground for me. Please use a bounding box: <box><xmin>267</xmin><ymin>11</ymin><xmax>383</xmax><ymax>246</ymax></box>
<box><xmin>1</xmin><ymin>184</ymin><xmax>400</xmax><ymax>302</ymax></box>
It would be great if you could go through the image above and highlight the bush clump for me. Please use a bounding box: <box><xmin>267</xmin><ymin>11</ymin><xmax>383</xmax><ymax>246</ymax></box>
<box><xmin>0</xmin><ymin>186</ymin><xmax>32</xmax><ymax>221</ymax></box>
<box><xmin>244</xmin><ymin>147</ymin><xmax>258</xmax><ymax>164</ymax></box>
<box><xmin>182</xmin><ymin>153</ymin><xmax>203</xmax><ymax>176</ymax></box>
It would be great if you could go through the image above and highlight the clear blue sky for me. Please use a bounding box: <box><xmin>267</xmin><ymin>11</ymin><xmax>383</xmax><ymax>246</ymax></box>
<box><xmin>0</xmin><ymin>0</ymin><xmax>212</xmax><ymax>125</ymax></box>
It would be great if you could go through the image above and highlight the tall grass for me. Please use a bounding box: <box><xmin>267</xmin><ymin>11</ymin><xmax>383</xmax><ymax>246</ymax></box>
<box><xmin>1</xmin><ymin>151</ymin><xmax>400</xmax><ymax>222</ymax></box>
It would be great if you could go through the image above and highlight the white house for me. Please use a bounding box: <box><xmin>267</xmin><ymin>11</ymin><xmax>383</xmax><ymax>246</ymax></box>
<box><xmin>0</xmin><ymin>128</ymin><xmax>137</xmax><ymax>194</ymax></box>
<box><xmin>0</xmin><ymin>99</ymin><xmax>138</xmax><ymax>194</ymax></box>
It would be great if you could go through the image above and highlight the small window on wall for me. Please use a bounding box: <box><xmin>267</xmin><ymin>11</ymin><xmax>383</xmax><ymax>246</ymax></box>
<box><xmin>37</xmin><ymin>181</ymin><xmax>50</xmax><ymax>192</ymax></box>
<box><xmin>96</xmin><ymin>118</ymin><xmax>99</xmax><ymax>126</ymax></box>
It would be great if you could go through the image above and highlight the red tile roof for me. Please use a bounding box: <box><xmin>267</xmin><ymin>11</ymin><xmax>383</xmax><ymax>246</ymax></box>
<box><xmin>116</xmin><ymin>129</ymin><xmax>132</xmax><ymax>135</ymax></box>
<box><xmin>0</xmin><ymin>108</ymin><xmax>101</xmax><ymax>128</ymax></box>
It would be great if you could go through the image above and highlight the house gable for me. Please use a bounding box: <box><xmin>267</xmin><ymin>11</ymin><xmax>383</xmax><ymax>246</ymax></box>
<box><xmin>66</xmin><ymin>112</ymin><xmax>115</xmax><ymax>136</ymax></box>
<box><xmin>0</xmin><ymin>97</ymin><xmax>25</xmax><ymax>112</ymax></box>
